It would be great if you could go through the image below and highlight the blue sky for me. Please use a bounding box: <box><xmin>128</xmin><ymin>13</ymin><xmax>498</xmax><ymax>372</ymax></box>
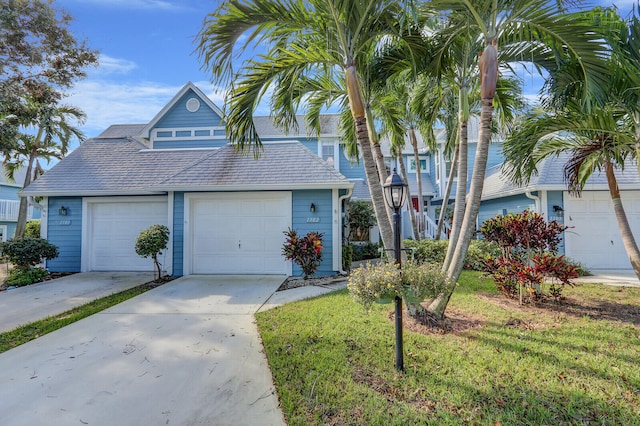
<box><xmin>57</xmin><ymin>0</ymin><xmax>635</xmax><ymax>141</ymax></box>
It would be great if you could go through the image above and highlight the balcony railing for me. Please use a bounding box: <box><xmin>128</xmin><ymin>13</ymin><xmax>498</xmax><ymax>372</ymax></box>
<box><xmin>0</xmin><ymin>200</ymin><xmax>34</xmax><ymax>221</ymax></box>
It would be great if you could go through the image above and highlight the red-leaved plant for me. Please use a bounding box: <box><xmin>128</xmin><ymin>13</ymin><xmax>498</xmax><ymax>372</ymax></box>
<box><xmin>282</xmin><ymin>228</ymin><xmax>324</xmax><ymax>279</ymax></box>
<box><xmin>481</xmin><ymin>211</ymin><xmax>579</xmax><ymax>303</ymax></box>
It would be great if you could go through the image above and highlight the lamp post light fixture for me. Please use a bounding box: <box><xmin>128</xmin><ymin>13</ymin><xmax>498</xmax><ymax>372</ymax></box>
<box><xmin>383</xmin><ymin>168</ymin><xmax>407</xmax><ymax>372</ymax></box>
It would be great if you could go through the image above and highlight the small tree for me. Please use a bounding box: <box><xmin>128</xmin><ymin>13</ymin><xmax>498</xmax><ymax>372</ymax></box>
<box><xmin>348</xmin><ymin>200</ymin><xmax>376</xmax><ymax>242</ymax></box>
<box><xmin>135</xmin><ymin>225</ymin><xmax>170</xmax><ymax>280</ymax></box>
<box><xmin>282</xmin><ymin>228</ymin><xmax>324</xmax><ymax>279</ymax></box>
<box><xmin>24</xmin><ymin>220</ymin><xmax>41</xmax><ymax>238</ymax></box>
<box><xmin>481</xmin><ymin>211</ymin><xmax>579</xmax><ymax>303</ymax></box>
<box><xmin>0</xmin><ymin>237</ymin><xmax>59</xmax><ymax>286</ymax></box>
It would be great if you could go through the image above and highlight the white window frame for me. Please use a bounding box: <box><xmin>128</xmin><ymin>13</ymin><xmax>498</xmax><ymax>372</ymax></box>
<box><xmin>408</xmin><ymin>156</ymin><xmax>429</xmax><ymax>173</ymax></box>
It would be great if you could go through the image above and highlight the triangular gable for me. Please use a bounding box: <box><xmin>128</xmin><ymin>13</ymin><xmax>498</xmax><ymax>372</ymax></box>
<box><xmin>140</xmin><ymin>82</ymin><xmax>227</xmax><ymax>149</ymax></box>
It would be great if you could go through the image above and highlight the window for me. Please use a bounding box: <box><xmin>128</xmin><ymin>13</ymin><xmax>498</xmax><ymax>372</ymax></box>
<box><xmin>408</xmin><ymin>157</ymin><xmax>428</xmax><ymax>173</ymax></box>
<box><xmin>322</xmin><ymin>144</ymin><xmax>335</xmax><ymax>166</ymax></box>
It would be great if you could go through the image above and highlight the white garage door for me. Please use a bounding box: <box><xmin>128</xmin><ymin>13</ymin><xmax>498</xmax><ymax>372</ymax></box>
<box><xmin>564</xmin><ymin>191</ymin><xmax>640</xmax><ymax>269</ymax></box>
<box><xmin>189</xmin><ymin>192</ymin><xmax>291</xmax><ymax>274</ymax></box>
<box><xmin>88</xmin><ymin>199</ymin><xmax>168</xmax><ymax>271</ymax></box>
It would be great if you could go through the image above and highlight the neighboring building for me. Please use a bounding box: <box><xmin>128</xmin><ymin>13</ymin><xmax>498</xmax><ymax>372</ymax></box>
<box><xmin>22</xmin><ymin>82</ymin><xmax>352</xmax><ymax>276</ymax></box>
<box><xmin>0</xmin><ymin>168</ymin><xmax>39</xmax><ymax>240</ymax></box>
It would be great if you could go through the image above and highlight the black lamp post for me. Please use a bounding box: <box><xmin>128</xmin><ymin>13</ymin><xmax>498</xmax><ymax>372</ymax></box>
<box><xmin>383</xmin><ymin>168</ymin><xmax>407</xmax><ymax>372</ymax></box>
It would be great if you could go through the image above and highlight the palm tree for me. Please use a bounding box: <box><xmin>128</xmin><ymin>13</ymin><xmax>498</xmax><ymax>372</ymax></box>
<box><xmin>7</xmin><ymin>100</ymin><xmax>85</xmax><ymax>237</ymax></box>
<box><xmin>423</xmin><ymin>0</ymin><xmax>608</xmax><ymax>319</ymax></box>
<box><xmin>196</xmin><ymin>0</ymin><xmax>423</xmax><ymax>252</ymax></box>
<box><xmin>503</xmin><ymin>8</ymin><xmax>640</xmax><ymax>279</ymax></box>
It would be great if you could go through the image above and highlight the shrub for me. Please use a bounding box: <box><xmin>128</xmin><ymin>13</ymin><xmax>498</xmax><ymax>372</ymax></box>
<box><xmin>348</xmin><ymin>261</ymin><xmax>447</xmax><ymax>311</ymax></box>
<box><xmin>0</xmin><ymin>237</ymin><xmax>59</xmax><ymax>268</ymax></box>
<box><xmin>351</xmin><ymin>242</ymin><xmax>381</xmax><ymax>261</ymax></box>
<box><xmin>403</xmin><ymin>239</ymin><xmax>499</xmax><ymax>271</ymax></box>
<box><xmin>481</xmin><ymin>210</ymin><xmax>579</xmax><ymax>303</ymax></box>
<box><xmin>24</xmin><ymin>220</ymin><xmax>41</xmax><ymax>238</ymax></box>
<box><xmin>348</xmin><ymin>200</ymin><xmax>376</xmax><ymax>241</ymax></box>
<box><xmin>135</xmin><ymin>224</ymin><xmax>170</xmax><ymax>280</ymax></box>
<box><xmin>282</xmin><ymin>228</ymin><xmax>324</xmax><ymax>279</ymax></box>
<box><xmin>5</xmin><ymin>266</ymin><xmax>49</xmax><ymax>287</ymax></box>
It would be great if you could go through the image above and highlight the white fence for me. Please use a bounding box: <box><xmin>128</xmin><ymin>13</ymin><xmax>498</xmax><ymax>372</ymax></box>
<box><xmin>0</xmin><ymin>200</ymin><xmax>33</xmax><ymax>221</ymax></box>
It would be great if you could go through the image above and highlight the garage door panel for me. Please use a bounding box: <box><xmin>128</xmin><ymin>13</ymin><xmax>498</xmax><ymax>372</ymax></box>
<box><xmin>565</xmin><ymin>191</ymin><xmax>640</xmax><ymax>270</ymax></box>
<box><xmin>89</xmin><ymin>201</ymin><xmax>168</xmax><ymax>271</ymax></box>
<box><xmin>190</xmin><ymin>193</ymin><xmax>291</xmax><ymax>274</ymax></box>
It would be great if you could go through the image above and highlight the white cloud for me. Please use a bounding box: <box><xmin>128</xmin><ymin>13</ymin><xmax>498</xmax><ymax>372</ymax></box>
<box><xmin>93</xmin><ymin>55</ymin><xmax>138</xmax><ymax>75</ymax></box>
<box><xmin>65</xmin><ymin>80</ymin><xmax>227</xmax><ymax>137</ymax></box>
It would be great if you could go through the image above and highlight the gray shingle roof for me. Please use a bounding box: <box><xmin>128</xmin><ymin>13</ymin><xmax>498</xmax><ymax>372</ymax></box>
<box><xmin>153</xmin><ymin>142</ymin><xmax>351</xmax><ymax>190</ymax></box>
<box><xmin>22</xmin><ymin>139</ymin><xmax>351</xmax><ymax>196</ymax></box>
<box><xmin>97</xmin><ymin>124</ymin><xmax>146</xmax><ymax>139</ymax></box>
<box><xmin>482</xmin><ymin>152</ymin><xmax>640</xmax><ymax>200</ymax></box>
<box><xmin>253</xmin><ymin>114</ymin><xmax>340</xmax><ymax>138</ymax></box>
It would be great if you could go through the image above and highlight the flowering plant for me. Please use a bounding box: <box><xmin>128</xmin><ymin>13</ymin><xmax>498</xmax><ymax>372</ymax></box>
<box><xmin>348</xmin><ymin>261</ymin><xmax>447</xmax><ymax>310</ymax></box>
<box><xmin>282</xmin><ymin>228</ymin><xmax>324</xmax><ymax>278</ymax></box>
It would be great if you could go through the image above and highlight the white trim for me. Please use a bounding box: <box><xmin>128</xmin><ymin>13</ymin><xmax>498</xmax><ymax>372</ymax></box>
<box><xmin>166</xmin><ymin>192</ymin><xmax>174</xmax><ymax>276</ymax></box>
<box><xmin>0</xmin><ymin>225</ymin><xmax>7</xmax><ymax>242</ymax></box>
<box><xmin>540</xmin><ymin>191</ymin><xmax>549</xmax><ymax>219</ymax></box>
<box><xmin>183</xmin><ymin>192</ymin><xmax>293</xmax><ymax>276</ymax></box>
<box><xmin>151</xmin><ymin>126</ymin><xmax>227</xmax><ymax>143</ymax></box>
<box><xmin>150</xmin><ymin>182</ymin><xmax>354</xmax><ymax>192</ymax></box>
<box><xmin>408</xmin><ymin>156</ymin><xmax>429</xmax><ymax>173</ymax></box>
<box><xmin>332</xmin><ymin>189</ymin><xmax>340</xmax><ymax>272</ymax></box>
<box><xmin>41</xmin><ymin>196</ymin><xmax>48</xmax><ymax>239</ymax></box>
<box><xmin>81</xmin><ymin>196</ymin><xmax>168</xmax><ymax>272</ymax></box>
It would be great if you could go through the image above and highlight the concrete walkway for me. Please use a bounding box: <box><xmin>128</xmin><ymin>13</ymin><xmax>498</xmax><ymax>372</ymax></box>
<box><xmin>0</xmin><ymin>272</ymin><xmax>154</xmax><ymax>333</ymax></box>
<box><xmin>0</xmin><ymin>275</ymin><xmax>289</xmax><ymax>426</ymax></box>
<box><xmin>574</xmin><ymin>270</ymin><xmax>640</xmax><ymax>287</ymax></box>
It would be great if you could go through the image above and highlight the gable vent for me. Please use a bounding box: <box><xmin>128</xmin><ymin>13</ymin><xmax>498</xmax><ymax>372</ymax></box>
<box><xmin>186</xmin><ymin>98</ymin><xmax>200</xmax><ymax>113</ymax></box>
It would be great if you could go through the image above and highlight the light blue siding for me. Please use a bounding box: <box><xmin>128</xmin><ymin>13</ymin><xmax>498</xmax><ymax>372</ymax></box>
<box><xmin>172</xmin><ymin>192</ymin><xmax>184</xmax><ymax>276</ymax></box>
<box><xmin>0</xmin><ymin>221</ymin><xmax>16</xmax><ymax>240</ymax></box>
<box><xmin>46</xmin><ymin>197</ymin><xmax>82</xmax><ymax>272</ymax></box>
<box><xmin>478</xmin><ymin>194</ymin><xmax>535</xmax><ymax>226</ymax></box>
<box><xmin>546</xmin><ymin>191</ymin><xmax>565</xmax><ymax>254</ymax></box>
<box><xmin>338</xmin><ymin>145</ymin><xmax>365</xmax><ymax>179</ymax></box>
<box><xmin>0</xmin><ymin>185</ymin><xmax>19</xmax><ymax>199</ymax></box>
<box><xmin>292</xmin><ymin>190</ymin><xmax>335</xmax><ymax>276</ymax></box>
<box><xmin>155</xmin><ymin>89</ymin><xmax>223</xmax><ymax>129</ymax></box>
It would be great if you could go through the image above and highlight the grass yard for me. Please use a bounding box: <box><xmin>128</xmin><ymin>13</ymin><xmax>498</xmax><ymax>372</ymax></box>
<box><xmin>256</xmin><ymin>271</ymin><xmax>640</xmax><ymax>425</ymax></box>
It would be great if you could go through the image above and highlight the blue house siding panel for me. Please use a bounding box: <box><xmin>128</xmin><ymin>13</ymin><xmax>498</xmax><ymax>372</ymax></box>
<box><xmin>546</xmin><ymin>190</ymin><xmax>565</xmax><ymax>254</ymax></box>
<box><xmin>0</xmin><ymin>221</ymin><xmax>16</xmax><ymax>240</ymax></box>
<box><xmin>0</xmin><ymin>185</ymin><xmax>19</xmax><ymax>199</ymax></box>
<box><xmin>478</xmin><ymin>194</ymin><xmax>535</xmax><ymax>226</ymax></box>
<box><xmin>155</xmin><ymin>89</ymin><xmax>223</xmax><ymax>129</ymax></box>
<box><xmin>338</xmin><ymin>145</ymin><xmax>365</xmax><ymax>179</ymax></box>
<box><xmin>153</xmin><ymin>139</ymin><xmax>229</xmax><ymax>149</ymax></box>
<box><xmin>46</xmin><ymin>197</ymin><xmax>82</xmax><ymax>272</ymax></box>
<box><xmin>291</xmin><ymin>190</ymin><xmax>334</xmax><ymax>276</ymax></box>
<box><xmin>172</xmin><ymin>192</ymin><xmax>185</xmax><ymax>276</ymax></box>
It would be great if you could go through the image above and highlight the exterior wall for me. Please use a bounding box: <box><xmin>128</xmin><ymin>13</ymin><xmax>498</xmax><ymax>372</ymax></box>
<box><xmin>478</xmin><ymin>194</ymin><xmax>535</xmax><ymax>227</ymax></box>
<box><xmin>46</xmin><ymin>197</ymin><xmax>82</xmax><ymax>272</ymax></box>
<box><xmin>155</xmin><ymin>89</ymin><xmax>224</xmax><ymax>129</ymax></box>
<box><xmin>153</xmin><ymin>139</ymin><xmax>228</xmax><ymax>149</ymax></box>
<box><xmin>292</xmin><ymin>189</ymin><xmax>335</xmax><ymax>276</ymax></box>
<box><xmin>546</xmin><ymin>190</ymin><xmax>565</xmax><ymax>254</ymax></box>
<box><xmin>338</xmin><ymin>145</ymin><xmax>365</xmax><ymax>180</ymax></box>
<box><xmin>0</xmin><ymin>185</ymin><xmax>19</xmax><ymax>199</ymax></box>
<box><xmin>172</xmin><ymin>192</ymin><xmax>185</xmax><ymax>276</ymax></box>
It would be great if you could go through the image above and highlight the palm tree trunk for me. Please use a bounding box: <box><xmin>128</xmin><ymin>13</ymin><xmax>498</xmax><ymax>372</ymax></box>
<box><xmin>430</xmin><ymin>42</ymin><xmax>498</xmax><ymax>319</ymax></box>
<box><xmin>366</xmin><ymin>107</ymin><xmax>394</xmax><ymax>226</ymax></box>
<box><xmin>606</xmin><ymin>162</ymin><xmax>640</xmax><ymax>278</ymax></box>
<box><xmin>443</xmin><ymin>119</ymin><xmax>468</xmax><ymax>270</ymax></box>
<box><xmin>15</xmin><ymin>150</ymin><xmax>37</xmax><ymax>238</ymax></box>
<box><xmin>398</xmin><ymin>150</ymin><xmax>418</xmax><ymax>239</ymax></box>
<box><xmin>436</xmin><ymin>143</ymin><xmax>459</xmax><ymax>240</ymax></box>
<box><xmin>409</xmin><ymin>128</ymin><xmax>424</xmax><ymax>239</ymax></box>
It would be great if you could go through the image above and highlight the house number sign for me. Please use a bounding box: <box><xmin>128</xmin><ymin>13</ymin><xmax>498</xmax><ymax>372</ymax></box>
<box><xmin>306</xmin><ymin>217</ymin><xmax>320</xmax><ymax>223</ymax></box>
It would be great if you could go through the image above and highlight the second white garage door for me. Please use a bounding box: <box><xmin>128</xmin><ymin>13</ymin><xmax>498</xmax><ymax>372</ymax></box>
<box><xmin>564</xmin><ymin>191</ymin><xmax>640</xmax><ymax>269</ymax></box>
<box><xmin>86</xmin><ymin>198</ymin><xmax>168</xmax><ymax>271</ymax></box>
<box><xmin>188</xmin><ymin>192</ymin><xmax>291</xmax><ymax>275</ymax></box>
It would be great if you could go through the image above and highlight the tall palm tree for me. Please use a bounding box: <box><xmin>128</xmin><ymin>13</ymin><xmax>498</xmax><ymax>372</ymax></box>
<box><xmin>503</xmin><ymin>8</ymin><xmax>640</xmax><ymax>279</ymax></box>
<box><xmin>196</xmin><ymin>0</ymin><xmax>421</xmax><ymax>252</ymax></box>
<box><xmin>6</xmin><ymin>100</ymin><xmax>85</xmax><ymax>237</ymax></box>
<box><xmin>424</xmin><ymin>0</ymin><xmax>608</xmax><ymax>319</ymax></box>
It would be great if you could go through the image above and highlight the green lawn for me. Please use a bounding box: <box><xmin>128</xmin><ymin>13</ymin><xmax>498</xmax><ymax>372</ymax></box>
<box><xmin>256</xmin><ymin>271</ymin><xmax>640</xmax><ymax>425</ymax></box>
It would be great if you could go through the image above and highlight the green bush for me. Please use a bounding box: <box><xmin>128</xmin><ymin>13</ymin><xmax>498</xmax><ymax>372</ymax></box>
<box><xmin>0</xmin><ymin>238</ymin><xmax>59</xmax><ymax>268</ymax></box>
<box><xmin>24</xmin><ymin>220</ymin><xmax>41</xmax><ymax>238</ymax></box>
<box><xmin>348</xmin><ymin>200</ymin><xmax>376</xmax><ymax>241</ymax></box>
<box><xmin>351</xmin><ymin>242</ymin><xmax>380</xmax><ymax>261</ymax></box>
<box><xmin>402</xmin><ymin>238</ymin><xmax>500</xmax><ymax>271</ymax></box>
<box><xmin>5</xmin><ymin>266</ymin><xmax>49</xmax><ymax>287</ymax></box>
<box><xmin>348</xmin><ymin>261</ymin><xmax>447</xmax><ymax>310</ymax></box>
<box><xmin>135</xmin><ymin>224</ymin><xmax>170</xmax><ymax>280</ymax></box>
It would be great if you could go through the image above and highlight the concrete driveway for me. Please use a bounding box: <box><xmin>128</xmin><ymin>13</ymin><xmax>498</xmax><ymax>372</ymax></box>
<box><xmin>0</xmin><ymin>275</ymin><xmax>287</xmax><ymax>426</ymax></box>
